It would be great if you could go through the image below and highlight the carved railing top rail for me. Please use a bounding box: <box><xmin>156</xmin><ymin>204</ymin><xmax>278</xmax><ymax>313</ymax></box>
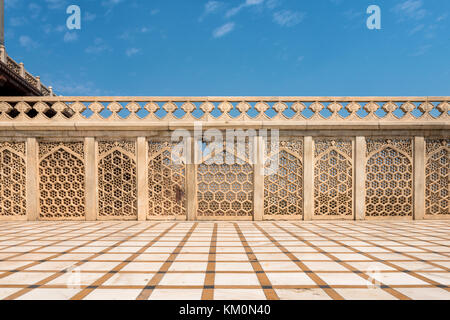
<box><xmin>0</xmin><ymin>97</ymin><xmax>448</xmax><ymax>131</ymax></box>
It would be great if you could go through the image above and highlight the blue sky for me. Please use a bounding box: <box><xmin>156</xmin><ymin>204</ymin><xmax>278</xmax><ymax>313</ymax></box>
<box><xmin>4</xmin><ymin>0</ymin><xmax>450</xmax><ymax>96</ymax></box>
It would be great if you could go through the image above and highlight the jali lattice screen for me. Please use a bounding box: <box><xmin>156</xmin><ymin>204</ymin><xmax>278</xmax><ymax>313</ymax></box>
<box><xmin>197</xmin><ymin>145</ymin><xmax>253</xmax><ymax>218</ymax></box>
<box><xmin>264</xmin><ymin>139</ymin><xmax>303</xmax><ymax>218</ymax></box>
<box><xmin>314</xmin><ymin>139</ymin><xmax>353</xmax><ymax>219</ymax></box>
<box><xmin>39</xmin><ymin>142</ymin><xmax>86</xmax><ymax>220</ymax></box>
<box><xmin>148</xmin><ymin>141</ymin><xmax>186</xmax><ymax>219</ymax></box>
<box><xmin>365</xmin><ymin>139</ymin><xmax>413</xmax><ymax>218</ymax></box>
<box><xmin>98</xmin><ymin>141</ymin><xmax>137</xmax><ymax>220</ymax></box>
<box><xmin>0</xmin><ymin>142</ymin><xmax>26</xmax><ymax>218</ymax></box>
<box><xmin>425</xmin><ymin>139</ymin><xmax>449</xmax><ymax>217</ymax></box>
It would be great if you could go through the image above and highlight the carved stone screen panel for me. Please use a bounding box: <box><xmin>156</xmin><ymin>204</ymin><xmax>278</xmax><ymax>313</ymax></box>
<box><xmin>39</xmin><ymin>142</ymin><xmax>85</xmax><ymax>220</ymax></box>
<box><xmin>425</xmin><ymin>139</ymin><xmax>449</xmax><ymax>217</ymax></box>
<box><xmin>197</xmin><ymin>149</ymin><xmax>253</xmax><ymax>219</ymax></box>
<box><xmin>365</xmin><ymin>139</ymin><xmax>413</xmax><ymax>218</ymax></box>
<box><xmin>98</xmin><ymin>141</ymin><xmax>137</xmax><ymax>220</ymax></box>
<box><xmin>264</xmin><ymin>139</ymin><xmax>303</xmax><ymax>218</ymax></box>
<box><xmin>314</xmin><ymin>139</ymin><xmax>353</xmax><ymax>219</ymax></box>
<box><xmin>0</xmin><ymin>142</ymin><xmax>26</xmax><ymax>218</ymax></box>
<box><xmin>148</xmin><ymin>141</ymin><xmax>186</xmax><ymax>219</ymax></box>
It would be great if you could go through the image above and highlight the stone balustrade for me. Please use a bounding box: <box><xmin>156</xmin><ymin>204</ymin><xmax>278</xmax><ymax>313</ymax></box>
<box><xmin>0</xmin><ymin>46</ymin><xmax>53</xmax><ymax>96</ymax></box>
<box><xmin>0</xmin><ymin>96</ymin><xmax>448</xmax><ymax>222</ymax></box>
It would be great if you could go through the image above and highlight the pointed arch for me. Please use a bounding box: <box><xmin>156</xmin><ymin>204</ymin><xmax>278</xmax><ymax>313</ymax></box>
<box><xmin>0</xmin><ymin>143</ymin><xmax>26</xmax><ymax>218</ymax></box>
<box><xmin>148</xmin><ymin>141</ymin><xmax>186</xmax><ymax>219</ymax></box>
<box><xmin>38</xmin><ymin>142</ymin><xmax>85</xmax><ymax>220</ymax></box>
<box><xmin>365</xmin><ymin>145</ymin><xmax>413</xmax><ymax>218</ymax></box>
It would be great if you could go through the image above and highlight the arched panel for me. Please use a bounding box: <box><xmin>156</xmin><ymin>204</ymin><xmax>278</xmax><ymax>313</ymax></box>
<box><xmin>0</xmin><ymin>142</ymin><xmax>26</xmax><ymax>218</ymax></box>
<box><xmin>264</xmin><ymin>139</ymin><xmax>303</xmax><ymax>219</ymax></box>
<box><xmin>197</xmin><ymin>149</ymin><xmax>253</xmax><ymax>219</ymax></box>
<box><xmin>148</xmin><ymin>141</ymin><xmax>186</xmax><ymax>219</ymax></box>
<box><xmin>425</xmin><ymin>139</ymin><xmax>449</xmax><ymax>217</ymax></box>
<box><xmin>98</xmin><ymin>141</ymin><xmax>137</xmax><ymax>220</ymax></box>
<box><xmin>38</xmin><ymin>142</ymin><xmax>85</xmax><ymax>220</ymax></box>
<box><xmin>365</xmin><ymin>139</ymin><xmax>413</xmax><ymax>218</ymax></box>
<box><xmin>314</xmin><ymin>139</ymin><xmax>353</xmax><ymax>219</ymax></box>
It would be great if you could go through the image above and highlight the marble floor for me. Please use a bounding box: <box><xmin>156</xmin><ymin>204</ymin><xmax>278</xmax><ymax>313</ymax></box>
<box><xmin>0</xmin><ymin>221</ymin><xmax>449</xmax><ymax>300</ymax></box>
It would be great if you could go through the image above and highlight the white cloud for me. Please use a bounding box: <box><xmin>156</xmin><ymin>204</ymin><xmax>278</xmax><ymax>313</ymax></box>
<box><xmin>10</xmin><ymin>17</ymin><xmax>27</xmax><ymax>27</ymax></box>
<box><xmin>343</xmin><ymin>9</ymin><xmax>363</xmax><ymax>20</ymax></box>
<box><xmin>126</xmin><ymin>48</ymin><xmax>141</xmax><ymax>57</ymax></box>
<box><xmin>266</xmin><ymin>0</ymin><xmax>280</xmax><ymax>10</ymax></box>
<box><xmin>199</xmin><ymin>1</ymin><xmax>223</xmax><ymax>22</ymax></box>
<box><xmin>101</xmin><ymin>0</ymin><xmax>124</xmax><ymax>14</ymax></box>
<box><xmin>411</xmin><ymin>44</ymin><xmax>431</xmax><ymax>56</ymax></box>
<box><xmin>63</xmin><ymin>32</ymin><xmax>78</xmax><ymax>42</ymax></box>
<box><xmin>19</xmin><ymin>35</ymin><xmax>38</xmax><ymax>48</ymax></box>
<box><xmin>437</xmin><ymin>13</ymin><xmax>448</xmax><ymax>22</ymax></box>
<box><xmin>84</xmin><ymin>12</ymin><xmax>97</xmax><ymax>22</ymax></box>
<box><xmin>50</xmin><ymin>79</ymin><xmax>104</xmax><ymax>96</ymax></box>
<box><xmin>5</xmin><ymin>0</ymin><xmax>20</xmax><ymax>9</ymax></box>
<box><xmin>85</xmin><ymin>38</ymin><xmax>111</xmax><ymax>54</ymax></box>
<box><xmin>45</xmin><ymin>0</ymin><xmax>67</xmax><ymax>10</ymax></box>
<box><xmin>43</xmin><ymin>24</ymin><xmax>65</xmax><ymax>34</ymax></box>
<box><xmin>226</xmin><ymin>0</ymin><xmax>264</xmax><ymax>18</ymax></box>
<box><xmin>28</xmin><ymin>3</ymin><xmax>42</xmax><ymax>19</ymax></box>
<box><xmin>101</xmin><ymin>0</ymin><xmax>124</xmax><ymax>8</ymax></box>
<box><xmin>205</xmin><ymin>1</ymin><xmax>222</xmax><ymax>14</ymax></box>
<box><xmin>393</xmin><ymin>0</ymin><xmax>427</xmax><ymax>20</ymax></box>
<box><xmin>409</xmin><ymin>24</ymin><xmax>424</xmax><ymax>35</ymax></box>
<box><xmin>273</xmin><ymin>10</ymin><xmax>305</xmax><ymax>27</ymax></box>
<box><xmin>213</xmin><ymin>22</ymin><xmax>235</xmax><ymax>38</ymax></box>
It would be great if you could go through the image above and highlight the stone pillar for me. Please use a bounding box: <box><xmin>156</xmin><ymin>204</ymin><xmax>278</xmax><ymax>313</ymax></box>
<box><xmin>186</xmin><ymin>136</ymin><xmax>197</xmax><ymax>221</ymax></box>
<box><xmin>355</xmin><ymin>136</ymin><xmax>366</xmax><ymax>220</ymax></box>
<box><xmin>137</xmin><ymin>137</ymin><xmax>148</xmax><ymax>221</ymax></box>
<box><xmin>303</xmin><ymin>136</ymin><xmax>314</xmax><ymax>220</ymax></box>
<box><xmin>253</xmin><ymin>136</ymin><xmax>264</xmax><ymax>221</ymax></box>
<box><xmin>85</xmin><ymin>138</ymin><xmax>97</xmax><ymax>221</ymax></box>
<box><xmin>0</xmin><ymin>0</ymin><xmax>4</xmax><ymax>47</ymax></box>
<box><xmin>26</xmin><ymin>138</ymin><xmax>39</xmax><ymax>221</ymax></box>
<box><xmin>414</xmin><ymin>136</ymin><xmax>425</xmax><ymax>220</ymax></box>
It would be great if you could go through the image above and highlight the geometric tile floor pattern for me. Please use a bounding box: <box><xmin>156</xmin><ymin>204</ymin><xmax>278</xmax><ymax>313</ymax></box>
<box><xmin>0</xmin><ymin>221</ymin><xmax>449</xmax><ymax>300</ymax></box>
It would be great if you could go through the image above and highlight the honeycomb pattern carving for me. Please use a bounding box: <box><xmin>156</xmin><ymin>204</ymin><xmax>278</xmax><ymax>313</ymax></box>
<box><xmin>366</xmin><ymin>139</ymin><xmax>413</xmax><ymax>217</ymax></box>
<box><xmin>39</xmin><ymin>142</ymin><xmax>85</xmax><ymax>220</ymax></box>
<box><xmin>264</xmin><ymin>139</ymin><xmax>303</xmax><ymax>217</ymax></box>
<box><xmin>425</xmin><ymin>139</ymin><xmax>449</xmax><ymax>216</ymax></box>
<box><xmin>0</xmin><ymin>142</ymin><xmax>26</xmax><ymax>217</ymax></box>
<box><xmin>314</xmin><ymin>139</ymin><xmax>353</xmax><ymax>218</ymax></box>
<box><xmin>148</xmin><ymin>142</ymin><xmax>186</xmax><ymax>218</ymax></box>
<box><xmin>98</xmin><ymin>141</ymin><xmax>137</xmax><ymax>219</ymax></box>
<box><xmin>197</xmin><ymin>150</ymin><xmax>253</xmax><ymax>217</ymax></box>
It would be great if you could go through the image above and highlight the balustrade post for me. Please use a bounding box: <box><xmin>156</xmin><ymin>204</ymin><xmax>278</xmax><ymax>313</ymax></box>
<box><xmin>26</xmin><ymin>138</ymin><xmax>39</xmax><ymax>221</ymax></box>
<box><xmin>0</xmin><ymin>45</ymin><xmax>6</xmax><ymax>63</ymax></box>
<box><xmin>303</xmin><ymin>136</ymin><xmax>314</xmax><ymax>220</ymax></box>
<box><xmin>85</xmin><ymin>137</ymin><xmax>97</xmax><ymax>221</ymax></box>
<box><xmin>253</xmin><ymin>136</ymin><xmax>264</xmax><ymax>221</ymax></box>
<box><xmin>137</xmin><ymin>137</ymin><xmax>148</xmax><ymax>221</ymax></box>
<box><xmin>19</xmin><ymin>62</ymin><xmax>25</xmax><ymax>78</ymax></box>
<box><xmin>35</xmin><ymin>76</ymin><xmax>41</xmax><ymax>90</ymax></box>
<box><xmin>355</xmin><ymin>136</ymin><xmax>366</xmax><ymax>220</ymax></box>
<box><xmin>414</xmin><ymin>136</ymin><xmax>425</xmax><ymax>220</ymax></box>
<box><xmin>186</xmin><ymin>136</ymin><xmax>197</xmax><ymax>221</ymax></box>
